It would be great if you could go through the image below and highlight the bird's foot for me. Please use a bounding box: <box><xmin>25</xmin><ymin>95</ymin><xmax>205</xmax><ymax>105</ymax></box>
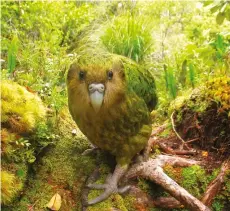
<box><xmin>86</xmin><ymin>177</ymin><xmax>130</xmax><ymax>205</ymax></box>
<box><xmin>83</xmin><ymin>164</ymin><xmax>130</xmax><ymax>207</ymax></box>
<box><xmin>85</xmin><ymin>164</ymin><xmax>130</xmax><ymax>206</ymax></box>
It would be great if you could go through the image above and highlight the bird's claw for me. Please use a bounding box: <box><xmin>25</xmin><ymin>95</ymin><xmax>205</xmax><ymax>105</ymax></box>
<box><xmin>86</xmin><ymin>182</ymin><xmax>130</xmax><ymax>205</ymax></box>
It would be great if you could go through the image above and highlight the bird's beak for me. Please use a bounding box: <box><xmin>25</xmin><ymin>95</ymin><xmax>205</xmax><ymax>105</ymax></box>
<box><xmin>88</xmin><ymin>83</ymin><xmax>105</xmax><ymax>113</ymax></box>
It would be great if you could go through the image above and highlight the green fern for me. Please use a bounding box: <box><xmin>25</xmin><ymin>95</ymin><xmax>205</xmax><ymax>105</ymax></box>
<box><xmin>164</xmin><ymin>66</ymin><xmax>177</xmax><ymax>99</ymax></box>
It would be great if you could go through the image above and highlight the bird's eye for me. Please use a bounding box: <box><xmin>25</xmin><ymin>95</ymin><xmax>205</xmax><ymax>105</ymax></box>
<box><xmin>79</xmin><ymin>71</ymin><xmax>85</xmax><ymax>80</ymax></box>
<box><xmin>107</xmin><ymin>70</ymin><xmax>113</xmax><ymax>80</ymax></box>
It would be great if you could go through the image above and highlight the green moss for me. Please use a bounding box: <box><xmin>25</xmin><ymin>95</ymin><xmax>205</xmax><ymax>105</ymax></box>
<box><xmin>1</xmin><ymin>160</ymin><xmax>28</xmax><ymax>206</ymax></box>
<box><xmin>174</xmin><ymin>76</ymin><xmax>230</xmax><ymax>124</ymax></box>
<box><xmin>162</xmin><ymin>164</ymin><xmax>230</xmax><ymax>211</ymax></box>
<box><xmin>158</xmin><ymin>124</ymin><xmax>172</xmax><ymax>138</ymax></box>
<box><xmin>184</xmin><ymin>77</ymin><xmax>230</xmax><ymax>113</ymax></box>
<box><xmin>1</xmin><ymin>80</ymin><xmax>46</xmax><ymax>133</ymax></box>
<box><xmin>1</xmin><ymin>81</ymin><xmax>54</xmax><ymax>206</ymax></box>
<box><xmin>2</xmin><ymin>107</ymin><xmax>98</xmax><ymax>210</ymax></box>
<box><xmin>122</xmin><ymin>195</ymin><xmax>136</xmax><ymax>211</ymax></box>
<box><xmin>87</xmin><ymin>191</ymin><xmax>130</xmax><ymax>211</ymax></box>
<box><xmin>164</xmin><ymin>164</ymin><xmax>183</xmax><ymax>184</ymax></box>
<box><xmin>212</xmin><ymin>200</ymin><xmax>224</xmax><ymax>211</ymax></box>
<box><xmin>181</xmin><ymin>165</ymin><xmax>207</xmax><ymax>197</ymax></box>
<box><xmin>1</xmin><ymin>171</ymin><xmax>23</xmax><ymax>205</ymax></box>
<box><xmin>181</xmin><ymin>165</ymin><xmax>222</xmax><ymax>199</ymax></box>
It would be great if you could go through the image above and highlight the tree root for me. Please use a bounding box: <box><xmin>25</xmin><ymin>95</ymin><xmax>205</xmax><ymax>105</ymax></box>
<box><xmin>125</xmin><ymin>155</ymin><xmax>210</xmax><ymax>211</ymax></box>
<box><xmin>171</xmin><ymin>111</ymin><xmax>188</xmax><ymax>148</ymax></box>
<box><xmin>153</xmin><ymin>197</ymin><xmax>181</xmax><ymax>209</ymax></box>
<box><xmin>201</xmin><ymin>159</ymin><xmax>230</xmax><ymax>206</ymax></box>
<box><xmin>150</xmin><ymin>136</ymin><xmax>197</xmax><ymax>155</ymax></box>
<box><xmin>82</xmin><ymin>124</ymin><xmax>228</xmax><ymax>210</ymax></box>
<box><xmin>125</xmin><ymin>157</ymin><xmax>230</xmax><ymax>210</ymax></box>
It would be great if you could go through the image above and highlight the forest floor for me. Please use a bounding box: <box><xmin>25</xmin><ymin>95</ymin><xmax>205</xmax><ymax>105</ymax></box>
<box><xmin>4</xmin><ymin>105</ymin><xmax>229</xmax><ymax>211</ymax></box>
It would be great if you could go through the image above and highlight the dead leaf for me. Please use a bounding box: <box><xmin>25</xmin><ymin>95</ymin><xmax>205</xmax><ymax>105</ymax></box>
<box><xmin>46</xmin><ymin>193</ymin><xmax>62</xmax><ymax>211</ymax></box>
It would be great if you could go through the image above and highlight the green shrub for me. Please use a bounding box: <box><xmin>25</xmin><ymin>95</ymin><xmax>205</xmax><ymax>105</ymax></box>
<box><xmin>101</xmin><ymin>12</ymin><xmax>153</xmax><ymax>62</ymax></box>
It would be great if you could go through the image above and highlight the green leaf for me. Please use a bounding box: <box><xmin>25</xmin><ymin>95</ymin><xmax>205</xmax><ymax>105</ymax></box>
<box><xmin>179</xmin><ymin>59</ymin><xmax>187</xmax><ymax>87</ymax></box>
<box><xmin>164</xmin><ymin>64</ymin><xmax>168</xmax><ymax>90</ymax></box>
<box><xmin>203</xmin><ymin>1</ymin><xmax>213</xmax><ymax>7</ymax></box>
<box><xmin>216</xmin><ymin>34</ymin><xmax>224</xmax><ymax>53</ymax></box>
<box><xmin>7</xmin><ymin>35</ymin><xmax>19</xmax><ymax>74</ymax></box>
<box><xmin>225</xmin><ymin>7</ymin><xmax>230</xmax><ymax>20</ymax></box>
<box><xmin>216</xmin><ymin>12</ymin><xmax>225</xmax><ymax>25</ymax></box>
<box><xmin>167</xmin><ymin>67</ymin><xmax>177</xmax><ymax>99</ymax></box>
<box><xmin>210</xmin><ymin>5</ymin><xmax>220</xmax><ymax>13</ymax></box>
<box><xmin>220</xmin><ymin>2</ymin><xmax>228</xmax><ymax>13</ymax></box>
<box><xmin>185</xmin><ymin>44</ymin><xmax>197</xmax><ymax>54</ymax></box>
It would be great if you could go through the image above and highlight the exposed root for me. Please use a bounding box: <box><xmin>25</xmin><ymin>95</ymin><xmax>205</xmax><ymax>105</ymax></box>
<box><xmin>171</xmin><ymin>111</ymin><xmax>189</xmax><ymax>150</ymax></box>
<box><xmin>201</xmin><ymin>159</ymin><xmax>230</xmax><ymax>206</ymax></box>
<box><xmin>144</xmin><ymin>123</ymin><xmax>168</xmax><ymax>156</ymax></box>
<box><xmin>153</xmin><ymin>197</ymin><xmax>181</xmax><ymax>209</ymax></box>
<box><xmin>151</xmin><ymin>137</ymin><xmax>197</xmax><ymax>155</ymax></box>
<box><xmin>125</xmin><ymin>155</ymin><xmax>210</xmax><ymax>211</ymax></box>
<box><xmin>82</xmin><ymin>124</ymin><xmax>228</xmax><ymax>210</ymax></box>
<box><xmin>150</xmin><ymin>123</ymin><xmax>168</xmax><ymax>137</ymax></box>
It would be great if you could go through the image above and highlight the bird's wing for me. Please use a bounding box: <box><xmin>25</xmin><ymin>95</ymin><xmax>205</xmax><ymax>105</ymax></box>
<box><xmin>121</xmin><ymin>57</ymin><xmax>158</xmax><ymax>111</ymax></box>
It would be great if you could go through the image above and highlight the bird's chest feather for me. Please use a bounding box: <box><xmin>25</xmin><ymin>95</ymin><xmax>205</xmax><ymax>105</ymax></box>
<box><xmin>78</xmin><ymin>95</ymin><xmax>151</xmax><ymax>154</ymax></box>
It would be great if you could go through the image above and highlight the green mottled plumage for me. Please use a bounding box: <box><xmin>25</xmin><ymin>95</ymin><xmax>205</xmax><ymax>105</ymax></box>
<box><xmin>67</xmin><ymin>53</ymin><xmax>157</xmax><ymax>166</ymax></box>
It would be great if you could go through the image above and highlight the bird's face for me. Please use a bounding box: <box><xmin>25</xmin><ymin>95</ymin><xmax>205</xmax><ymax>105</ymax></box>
<box><xmin>67</xmin><ymin>61</ymin><xmax>126</xmax><ymax>115</ymax></box>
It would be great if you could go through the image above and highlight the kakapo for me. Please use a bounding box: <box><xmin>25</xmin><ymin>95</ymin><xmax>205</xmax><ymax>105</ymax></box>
<box><xmin>67</xmin><ymin>53</ymin><xmax>157</xmax><ymax>205</ymax></box>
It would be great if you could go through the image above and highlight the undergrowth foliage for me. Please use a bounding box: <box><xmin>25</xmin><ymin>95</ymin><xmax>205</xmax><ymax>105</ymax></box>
<box><xmin>1</xmin><ymin>1</ymin><xmax>230</xmax><ymax>210</ymax></box>
<box><xmin>101</xmin><ymin>12</ymin><xmax>153</xmax><ymax>63</ymax></box>
<box><xmin>1</xmin><ymin>81</ymin><xmax>49</xmax><ymax>205</ymax></box>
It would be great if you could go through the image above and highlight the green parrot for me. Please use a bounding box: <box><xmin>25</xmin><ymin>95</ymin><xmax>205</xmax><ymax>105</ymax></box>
<box><xmin>67</xmin><ymin>53</ymin><xmax>157</xmax><ymax>205</ymax></box>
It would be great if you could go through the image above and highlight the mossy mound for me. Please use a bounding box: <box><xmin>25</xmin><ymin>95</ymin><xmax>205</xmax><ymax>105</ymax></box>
<box><xmin>1</xmin><ymin>80</ymin><xmax>46</xmax><ymax>134</ymax></box>
<box><xmin>3</xmin><ymin>107</ymin><xmax>136</xmax><ymax>211</ymax></box>
<box><xmin>174</xmin><ymin>76</ymin><xmax>230</xmax><ymax>156</ymax></box>
<box><xmin>1</xmin><ymin>80</ymin><xmax>47</xmax><ymax>205</ymax></box>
